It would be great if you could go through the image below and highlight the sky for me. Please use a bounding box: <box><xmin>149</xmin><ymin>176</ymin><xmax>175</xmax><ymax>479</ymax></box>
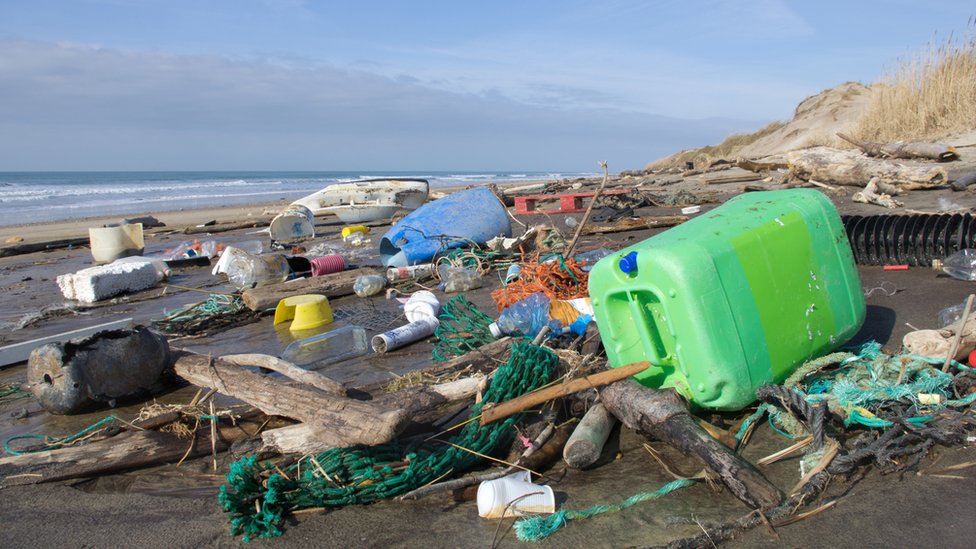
<box><xmin>0</xmin><ymin>1</ymin><xmax>971</xmax><ymax>172</ymax></box>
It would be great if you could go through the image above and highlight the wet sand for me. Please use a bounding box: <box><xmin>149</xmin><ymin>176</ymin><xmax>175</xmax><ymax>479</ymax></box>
<box><xmin>1</xmin><ymin>176</ymin><xmax>975</xmax><ymax>548</ymax></box>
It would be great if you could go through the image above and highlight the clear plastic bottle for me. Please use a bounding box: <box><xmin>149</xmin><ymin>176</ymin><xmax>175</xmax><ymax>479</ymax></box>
<box><xmin>438</xmin><ymin>265</ymin><xmax>483</xmax><ymax>293</ymax></box>
<box><xmin>489</xmin><ymin>293</ymin><xmax>551</xmax><ymax>339</ymax></box>
<box><xmin>215</xmin><ymin>247</ymin><xmax>290</xmax><ymax>289</ymax></box>
<box><xmin>281</xmin><ymin>325</ymin><xmax>368</xmax><ymax>367</ymax></box>
<box><xmin>934</xmin><ymin>249</ymin><xmax>976</xmax><ymax>281</ymax></box>
<box><xmin>353</xmin><ymin>274</ymin><xmax>387</xmax><ymax>297</ymax></box>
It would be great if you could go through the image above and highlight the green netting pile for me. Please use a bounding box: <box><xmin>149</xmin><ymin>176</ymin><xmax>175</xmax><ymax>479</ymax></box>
<box><xmin>219</xmin><ymin>342</ymin><xmax>557</xmax><ymax>541</ymax></box>
<box><xmin>431</xmin><ymin>294</ymin><xmax>497</xmax><ymax>362</ymax></box>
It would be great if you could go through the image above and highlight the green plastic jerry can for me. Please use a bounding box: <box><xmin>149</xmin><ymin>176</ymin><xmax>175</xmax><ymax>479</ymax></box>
<box><xmin>587</xmin><ymin>189</ymin><xmax>865</xmax><ymax>410</ymax></box>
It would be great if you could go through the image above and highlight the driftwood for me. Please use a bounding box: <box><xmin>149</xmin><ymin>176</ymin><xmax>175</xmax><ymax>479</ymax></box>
<box><xmin>261</xmin><ymin>375</ymin><xmax>485</xmax><ymax>454</ymax></box>
<box><xmin>183</xmin><ymin>218</ymin><xmax>271</xmax><ymax>235</ymax></box>
<box><xmin>837</xmin><ymin>132</ymin><xmax>959</xmax><ymax>161</ymax></box>
<box><xmin>787</xmin><ymin>147</ymin><xmax>948</xmax><ymax>190</ymax></box>
<box><xmin>241</xmin><ymin>267</ymin><xmax>379</xmax><ymax>311</ymax></box>
<box><xmin>736</xmin><ymin>158</ymin><xmax>789</xmax><ymax>173</ymax></box>
<box><xmin>951</xmin><ymin>172</ymin><xmax>976</xmax><ymax>191</ymax></box>
<box><xmin>852</xmin><ymin>177</ymin><xmax>903</xmax><ymax>209</ymax></box>
<box><xmin>704</xmin><ymin>173</ymin><xmax>763</xmax><ymax>185</ymax></box>
<box><xmin>480</xmin><ymin>361</ymin><xmax>649</xmax><ymax>425</ymax></box>
<box><xmin>0</xmin><ymin>420</ymin><xmax>249</xmax><ymax>486</ymax></box>
<box><xmin>172</xmin><ymin>350</ymin><xmax>407</xmax><ymax>448</ymax></box>
<box><xmin>0</xmin><ymin>237</ymin><xmax>89</xmax><ymax>258</ymax></box>
<box><xmin>563</xmin><ymin>402</ymin><xmax>617</xmax><ymax>469</ymax></box>
<box><xmin>601</xmin><ymin>380</ymin><xmax>783</xmax><ymax>510</ymax></box>
<box><xmin>221</xmin><ymin>353</ymin><xmax>346</xmax><ymax>396</ymax></box>
<box><xmin>581</xmin><ymin>215</ymin><xmax>687</xmax><ymax>236</ymax></box>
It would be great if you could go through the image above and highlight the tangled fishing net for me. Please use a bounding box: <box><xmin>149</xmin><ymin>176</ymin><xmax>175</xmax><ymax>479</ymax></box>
<box><xmin>219</xmin><ymin>343</ymin><xmax>558</xmax><ymax>541</ymax></box>
<box><xmin>431</xmin><ymin>295</ymin><xmax>496</xmax><ymax>362</ymax></box>
<box><xmin>490</xmin><ymin>254</ymin><xmax>589</xmax><ymax>311</ymax></box>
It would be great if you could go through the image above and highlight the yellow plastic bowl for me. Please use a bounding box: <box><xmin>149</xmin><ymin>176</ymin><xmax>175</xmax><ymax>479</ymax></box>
<box><xmin>274</xmin><ymin>294</ymin><xmax>333</xmax><ymax>332</ymax></box>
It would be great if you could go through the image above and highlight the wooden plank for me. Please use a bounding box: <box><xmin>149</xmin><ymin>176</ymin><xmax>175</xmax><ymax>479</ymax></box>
<box><xmin>0</xmin><ymin>318</ymin><xmax>134</xmax><ymax>368</ymax></box>
<box><xmin>0</xmin><ymin>237</ymin><xmax>90</xmax><ymax>258</ymax></box>
<box><xmin>705</xmin><ymin>173</ymin><xmax>763</xmax><ymax>185</ymax></box>
<box><xmin>581</xmin><ymin>215</ymin><xmax>687</xmax><ymax>235</ymax></box>
<box><xmin>241</xmin><ymin>267</ymin><xmax>379</xmax><ymax>311</ymax></box>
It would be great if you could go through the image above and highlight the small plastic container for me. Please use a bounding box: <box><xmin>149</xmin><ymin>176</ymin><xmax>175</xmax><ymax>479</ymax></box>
<box><xmin>933</xmin><ymin>249</ymin><xmax>976</xmax><ymax>281</ymax></box>
<box><xmin>281</xmin><ymin>325</ymin><xmax>369</xmax><ymax>367</ymax></box>
<box><xmin>353</xmin><ymin>274</ymin><xmax>387</xmax><ymax>297</ymax></box>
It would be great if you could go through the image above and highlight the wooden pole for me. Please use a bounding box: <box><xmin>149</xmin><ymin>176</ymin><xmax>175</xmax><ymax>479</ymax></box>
<box><xmin>480</xmin><ymin>361</ymin><xmax>649</xmax><ymax>426</ymax></box>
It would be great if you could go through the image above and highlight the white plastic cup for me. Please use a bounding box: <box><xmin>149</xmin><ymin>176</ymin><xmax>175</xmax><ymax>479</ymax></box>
<box><xmin>477</xmin><ymin>472</ymin><xmax>555</xmax><ymax>519</ymax></box>
<box><xmin>404</xmin><ymin>290</ymin><xmax>440</xmax><ymax>323</ymax></box>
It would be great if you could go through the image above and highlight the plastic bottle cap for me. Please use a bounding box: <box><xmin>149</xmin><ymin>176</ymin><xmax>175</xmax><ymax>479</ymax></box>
<box><xmin>619</xmin><ymin>251</ymin><xmax>639</xmax><ymax>274</ymax></box>
<box><xmin>488</xmin><ymin>322</ymin><xmax>503</xmax><ymax>339</ymax></box>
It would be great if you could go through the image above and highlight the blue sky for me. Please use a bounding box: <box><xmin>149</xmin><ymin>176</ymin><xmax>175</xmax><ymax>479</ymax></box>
<box><xmin>0</xmin><ymin>1</ymin><xmax>971</xmax><ymax>171</ymax></box>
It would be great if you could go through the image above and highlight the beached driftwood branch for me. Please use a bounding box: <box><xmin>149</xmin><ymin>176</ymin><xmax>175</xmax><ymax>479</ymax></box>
<box><xmin>705</xmin><ymin>172</ymin><xmax>763</xmax><ymax>185</ymax></box>
<box><xmin>172</xmin><ymin>350</ymin><xmax>407</xmax><ymax>448</ymax></box>
<box><xmin>183</xmin><ymin>218</ymin><xmax>272</xmax><ymax>235</ymax></box>
<box><xmin>852</xmin><ymin>177</ymin><xmax>903</xmax><ymax>209</ymax></box>
<box><xmin>736</xmin><ymin>158</ymin><xmax>789</xmax><ymax>173</ymax></box>
<box><xmin>600</xmin><ymin>379</ymin><xmax>783</xmax><ymax>510</ymax></box>
<box><xmin>837</xmin><ymin>132</ymin><xmax>959</xmax><ymax>161</ymax></box>
<box><xmin>564</xmin><ymin>161</ymin><xmax>609</xmax><ymax>258</ymax></box>
<box><xmin>581</xmin><ymin>215</ymin><xmax>687</xmax><ymax>235</ymax></box>
<box><xmin>261</xmin><ymin>375</ymin><xmax>485</xmax><ymax>454</ymax></box>
<box><xmin>241</xmin><ymin>267</ymin><xmax>379</xmax><ymax>311</ymax></box>
<box><xmin>220</xmin><ymin>353</ymin><xmax>346</xmax><ymax>396</ymax></box>
<box><xmin>0</xmin><ymin>419</ymin><xmax>249</xmax><ymax>486</ymax></box>
<box><xmin>0</xmin><ymin>237</ymin><xmax>90</xmax><ymax>258</ymax></box>
<box><xmin>787</xmin><ymin>147</ymin><xmax>948</xmax><ymax>190</ymax></box>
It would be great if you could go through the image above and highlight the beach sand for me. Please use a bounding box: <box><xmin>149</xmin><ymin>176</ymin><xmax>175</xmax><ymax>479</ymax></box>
<box><xmin>1</xmin><ymin>177</ymin><xmax>975</xmax><ymax>548</ymax></box>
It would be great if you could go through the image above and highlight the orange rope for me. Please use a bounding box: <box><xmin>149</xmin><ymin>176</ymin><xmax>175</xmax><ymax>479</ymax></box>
<box><xmin>490</xmin><ymin>254</ymin><xmax>590</xmax><ymax>312</ymax></box>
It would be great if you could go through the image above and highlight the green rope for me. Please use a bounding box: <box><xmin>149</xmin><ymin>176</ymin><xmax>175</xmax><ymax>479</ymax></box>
<box><xmin>514</xmin><ymin>479</ymin><xmax>698</xmax><ymax>542</ymax></box>
<box><xmin>5</xmin><ymin>415</ymin><xmax>119</xmax><ymax>456</ymax></box>
<box><xmin>153</xmin><ymin>294</ymin><xmax>247</xmax><ymax>334</ymax></box>
<box><xmin>431</xmin><ymin>295</ymin><xmax>497</xmax><ymax>362</ymax></box>
<box><xmin>0</xmin><ymin>383</ymin><xmax>30</xmax><ymax>405</ymax></box>
<box><xmin>219</xmin><ymin>343</ymin><xmax>558</xmax><ymax>541</ymax></box>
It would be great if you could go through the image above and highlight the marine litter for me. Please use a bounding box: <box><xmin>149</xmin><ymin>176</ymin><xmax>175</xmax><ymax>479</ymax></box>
<box><xmin>1</xmin><ymin>156</ymin><xmax>976</xmax><ymax>547</ymax></box>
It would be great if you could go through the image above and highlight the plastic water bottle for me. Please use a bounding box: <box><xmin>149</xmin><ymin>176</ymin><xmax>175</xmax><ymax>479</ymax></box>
<box><xmin>281</xmin><ymin>325</ymin><xmax>369</xmax><ymax>367</ymax></box>
<box><xmin>934</xmin><ymin>249</ymin><xmax>976</xmax><ymax>281</ymax></box>
<box><xmin>353</xmin><ymin>274</ymin><xmax>387</xmax><ymax>297</ymax></box>
<box><xmin>214</xmin><ymin>247</ymin><xmax>290</xmax><ymax>289</ymax></box>
<box><xmin>489</xmin><ymin>293</ymin><xmax>551</xmax><ymax>339</ymax></box>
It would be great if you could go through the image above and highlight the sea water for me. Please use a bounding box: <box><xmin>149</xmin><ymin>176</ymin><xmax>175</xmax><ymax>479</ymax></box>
<box><xmin>0</xmin><ymin>170</ymin><xmax>586</xmax><ymax>226</ymax></box>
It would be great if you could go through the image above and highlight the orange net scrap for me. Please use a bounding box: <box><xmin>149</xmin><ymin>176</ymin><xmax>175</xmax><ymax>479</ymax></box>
<box><xmin>490</xmin><ymin>254</ymin><xmax>590</xmax><ymax>312</ymax></box>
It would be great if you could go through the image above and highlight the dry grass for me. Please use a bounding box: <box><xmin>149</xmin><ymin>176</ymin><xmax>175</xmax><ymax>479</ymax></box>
<box><xmin>667</xmin><ymin>120</ymin><xmax>786</xmax><ymax>167</ymax></box>
<box><xmin>851</xmin><ymin>22</ymin><xmax>976</xmax><ymax>142</ymax></box>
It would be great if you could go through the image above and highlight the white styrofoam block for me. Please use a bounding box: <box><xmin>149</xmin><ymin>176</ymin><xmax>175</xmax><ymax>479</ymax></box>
<box><xmin>57</xmin><ymin>260</ymin><xmax>162</xmax><ymax>303</ymax></box>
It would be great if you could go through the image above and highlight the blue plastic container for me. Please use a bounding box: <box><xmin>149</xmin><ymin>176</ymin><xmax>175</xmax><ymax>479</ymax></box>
<box><xmin>380</xmin><ymin>187</ymin><xmax>512</xmax><ymax>267</ymax></box>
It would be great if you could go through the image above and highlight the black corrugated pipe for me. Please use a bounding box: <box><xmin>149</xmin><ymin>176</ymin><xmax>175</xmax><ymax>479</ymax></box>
<box><xmin>841</xmin><ymin>214</ymin><xmax>976</xmax><ymax>266</ymax></box>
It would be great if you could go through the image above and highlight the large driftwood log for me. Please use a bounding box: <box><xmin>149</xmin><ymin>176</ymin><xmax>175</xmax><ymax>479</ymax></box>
<box><xmin>172</xmin><ymin>350</ymin><xmax>407</xmax><ymax>448</ymax></box>
<box><xmin>0</xmin><ymin>421</ymin><xmax>247</xmax><ymax>486</ymax></box>
<box><xmin>261</xmin><ymin>375</ymin><xmax>485</xmax><ymax>455</ymax></box>
<box><xmin>837</xmin><ymin>132</ymin><xmax>959</xmax><ymax>161</ymax></box>
<box><xmin>601</xmin><ymin>380</ymin><xmax>783</xmax><ymax>510</ymax></box>
<box><xmin>240</xmin><ymin>267</ymin><xmax>378</xmax><ymax>311</ymax></box>
<box><xmin>787</xmin><ymin>146</ymin><xmax>948</xmax><ymax>190</ymax></box>
<box><xmin>183</xmin><ymin>218</ymin><xmax>272</xmax><ymax>234</ymax></box>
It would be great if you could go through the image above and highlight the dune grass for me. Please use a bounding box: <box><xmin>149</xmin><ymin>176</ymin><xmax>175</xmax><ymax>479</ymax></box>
<box><xmin>664</xmin><ymin>120</ymin><xmax>786</xmax><ymax>168</ymax></box>
<box><xmin>851</xmin><ymin>23</ymin><xmax>976</xmax><ymax>142</ymax></box>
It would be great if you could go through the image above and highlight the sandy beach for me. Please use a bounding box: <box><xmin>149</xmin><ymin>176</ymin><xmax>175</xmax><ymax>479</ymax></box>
<box><xmin>1</xmin><ymin>170</ymin><xmax>975</xmax><ymax>548</ymax></box>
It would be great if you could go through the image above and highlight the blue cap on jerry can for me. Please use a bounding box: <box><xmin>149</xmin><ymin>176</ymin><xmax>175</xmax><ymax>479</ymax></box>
<box><xmin>619</xmin><ymin>251</ymin><xmax>638</xmax><ymax>274</ymax></box>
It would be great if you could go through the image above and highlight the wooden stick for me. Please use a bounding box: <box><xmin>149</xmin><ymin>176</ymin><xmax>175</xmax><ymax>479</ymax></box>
<box><xmin>480</xmin><ymin>361</ymin><xmax>649</xmax><ymax>425</ymax></box>
<box><xmin>564</xmin><ymin>161</ymin><xmax>609</xmax><ymax>258</ymax></box>
<box><xmin>757</xmin><ymin>437</ymin><xmax>813</xmax><ymax>466</ymax></box>
<box><xmin>581</xmin><ymin>215</ymin><xmax>687</xmax><ymax>235</ymax></box>
<box><xmin>220</xmin><ymin>353</ymin><xmax>346</xmax><ymax>396</ymax></box>
<box><xmin>943</xmin><ymin>294</ymin><xmax>974</xmax><ymax>372</ymax></box>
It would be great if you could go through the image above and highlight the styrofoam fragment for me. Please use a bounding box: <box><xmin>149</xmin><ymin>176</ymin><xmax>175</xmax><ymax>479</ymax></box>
<box><xmin>57</xmin><ymin>260</ymin><xmax>162</xmax><ymax>303</ymax></box>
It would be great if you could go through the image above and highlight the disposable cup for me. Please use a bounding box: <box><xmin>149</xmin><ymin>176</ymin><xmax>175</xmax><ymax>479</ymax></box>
<box><xmin>477</xmin><ymin>472</ymin><xmax>555</xmax><ymax>519</ymax></box>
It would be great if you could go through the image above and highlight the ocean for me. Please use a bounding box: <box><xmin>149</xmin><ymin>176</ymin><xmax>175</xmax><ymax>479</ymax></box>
<box><xmin>0</xmin><ymin>171</ymin><xmax>589</xmax><ymax>227</ymax></box>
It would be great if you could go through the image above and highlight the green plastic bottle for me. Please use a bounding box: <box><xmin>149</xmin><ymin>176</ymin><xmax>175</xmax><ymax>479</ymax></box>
<box><xmin>587</xmin><ymin>189</ymin><xmax>865</xmax><ymax>410</ymax></box>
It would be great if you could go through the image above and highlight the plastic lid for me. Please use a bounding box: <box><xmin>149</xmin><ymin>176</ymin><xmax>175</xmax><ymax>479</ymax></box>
<box><xmin>618</xmin><ymin>251</ymin><xmax>639</xmax><ymax>274</ymax></box>
<box><xmin>488</xmin><ymin>322</ymin><xmax>503</xmax><ymax>339</ymax></box>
